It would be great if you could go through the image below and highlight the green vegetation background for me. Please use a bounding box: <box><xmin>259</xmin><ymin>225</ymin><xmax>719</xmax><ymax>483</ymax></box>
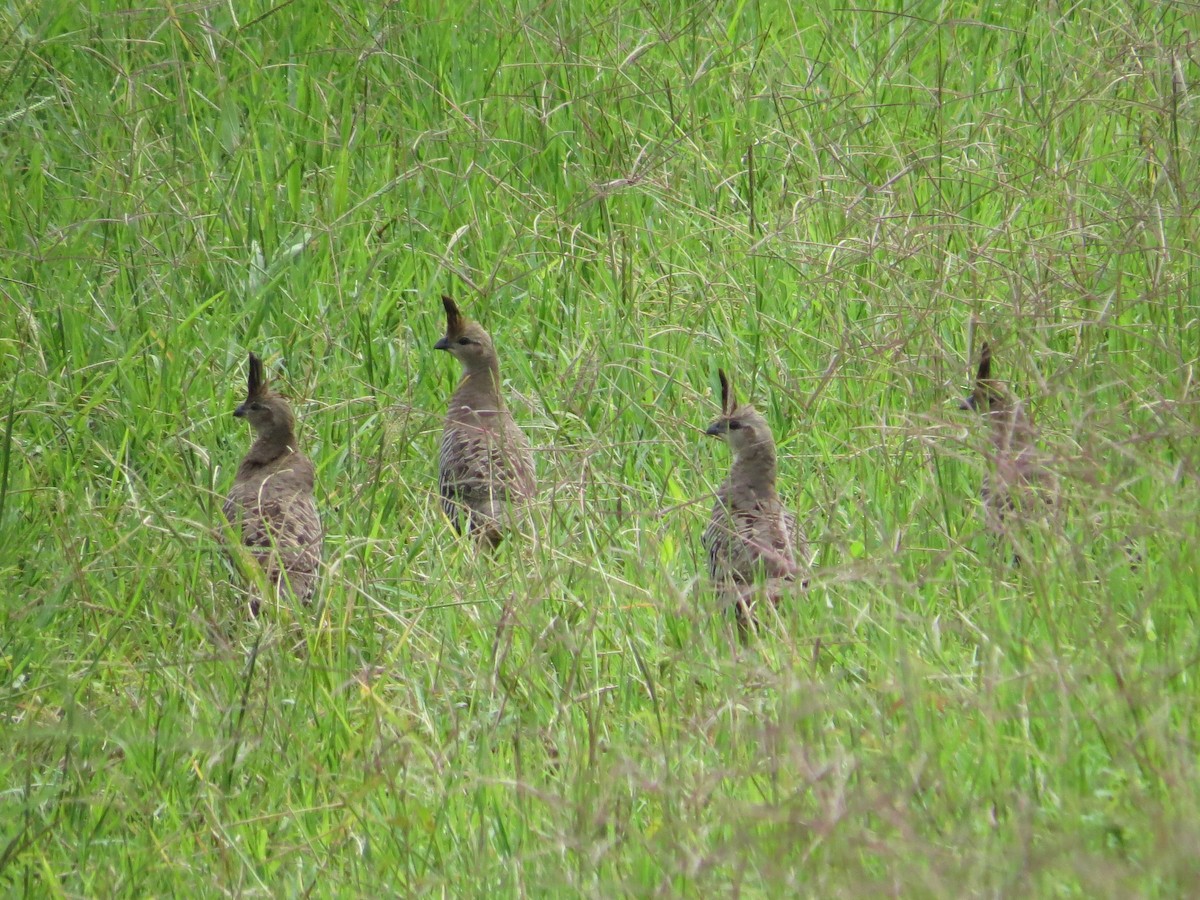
<box><xmin>2</xmin><ymin>0</ymin><xmax>1198</xmax><ymax>894</ymax></box>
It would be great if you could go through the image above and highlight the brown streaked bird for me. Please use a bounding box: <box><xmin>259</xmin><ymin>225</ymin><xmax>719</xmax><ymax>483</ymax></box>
<box><xmin>960</xmin><ymin>342</ymin><xmax>1053</xmax><ymax>547</ymax></box>
<box><xmin>435</xmin><ymin>295</ymin><xmax>536</xmax><ymax>549</ymax></box>
<box><xmin>702</xmin><ymin>368</ymin><xmax>801</xmax><ymax>633</ymax></box>
<box><xmin>223</xmin><ymin>352</ymin><xmax>323</xmax><ymax>613</ymax></box>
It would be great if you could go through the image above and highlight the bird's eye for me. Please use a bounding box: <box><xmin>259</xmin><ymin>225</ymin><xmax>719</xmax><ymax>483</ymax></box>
<box><xmin>457</xmin><ymin>337</ymin><xmax>472</xmax><ymax>346</ymax></box>
<box><xmin>728</xmin><ymin>421</ymin><xmax>742</xmax><ymax>430</ymax></box>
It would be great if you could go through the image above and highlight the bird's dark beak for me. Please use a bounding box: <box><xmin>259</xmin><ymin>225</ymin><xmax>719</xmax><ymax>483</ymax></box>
<box><xmin>234</xmin><ymin>403</ymin><xmax>248</xmax><ymax>418</ymax></box>
<box><xmin>434</xmin><ymin>336</ymin><xmax>450</xmax><ymax>351</ymax></box>
<box><xmin>705</xmin><ymin>421</ymin><xmax>728</xmax><ymax>437</ymax></box>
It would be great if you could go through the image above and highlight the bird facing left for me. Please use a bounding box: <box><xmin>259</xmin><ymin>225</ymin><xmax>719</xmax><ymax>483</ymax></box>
<box><xmin>222</xmin><ymin>352</ymin><xmax>323</xmax><ymax>614</ymax></box>
<box><xmin>435</xmin><ymin>295</ymin><xmax>537</xmax><ymax>550</ymax></box>
<box><xmin>702</xmin><ymin>368</ymin><xmax>802</xmax><ymax>635</ymax></box>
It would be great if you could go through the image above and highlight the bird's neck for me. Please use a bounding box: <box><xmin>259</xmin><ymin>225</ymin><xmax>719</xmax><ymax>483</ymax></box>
<box><xmin>243</xmin><ymin>427</ymin><xmax>298</xmax><ymax>469</ymax></box>
<box><xmin>731</xmin><ymin>442</ymin><xmax>779</xmax><ymax>496</ymax></box>
<box><xmin>454</xmin><ymin>360</ymin><xmax>504</xmax><ymax>408</ymax></box>
<box><xmin>987</xmin><ymin>399</ymin><xmax>1034</xmax><ymax>451</ymax></box>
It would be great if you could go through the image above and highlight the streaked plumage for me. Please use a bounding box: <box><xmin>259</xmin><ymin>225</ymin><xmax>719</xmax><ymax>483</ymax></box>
<box><xmin>435</xmin><ymin>295</ymin><xmax>536</xmax><ymax>548</ymax></box>
<box><xmin>223</xmin><ymin>352</ymin><xmax>323</xmax><ymax>612</ymax></box>
<box><xmin>960</xmin><ymin>342</ymin><xmax>1053</xmax><ymax>544</ymax></box>
<box><xmin>702</xmin><ymin>368</ymin><xmax>801</xmax><ymax>631</ymax></box>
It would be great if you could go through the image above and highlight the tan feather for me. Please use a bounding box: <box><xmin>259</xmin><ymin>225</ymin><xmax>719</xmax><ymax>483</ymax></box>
<box><xmin>435</xmin><ymin>296</ymin><xmax>536</xmax><ymax>548</ymax></box>
<box><xmin>223</xmin><ymin>352</ymin><xmax>323</xmax><ymax>612</ymax></box>
<box><xmin>702</xmin><ymin>368</ymin><xmax>802</xmax><ymax>633</ymax></box>
<box><xmin>961</xmin><ymin>342</ymin><xmax>1057</xmax><ymax>554</ymax></box>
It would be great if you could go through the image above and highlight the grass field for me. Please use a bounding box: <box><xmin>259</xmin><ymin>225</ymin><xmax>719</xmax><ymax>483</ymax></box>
<box><xmin>2</xmin><ymin>0</ymin><xmax>1199</xmax><ymax>894</ymax></box>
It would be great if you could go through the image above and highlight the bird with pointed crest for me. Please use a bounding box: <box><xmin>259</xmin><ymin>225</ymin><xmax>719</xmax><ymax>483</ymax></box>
<box><xmin>435</xmin><ymin>295</ymin><xmax>536</xmax><ymax>549</ymax></box>
<box><xmin>222</xmin><ymin>352</ymin><xmax>323</xmax><ymax>612</ymax></box>
<box><xmin>702</xmin><ymin>368</ymin><xmax>802</xmax><ymax>633</ymax></box>
<box><xmin>960</xmin><ymin>341</ymin><xmax>1053</xmax><ymax>543</ymax></box>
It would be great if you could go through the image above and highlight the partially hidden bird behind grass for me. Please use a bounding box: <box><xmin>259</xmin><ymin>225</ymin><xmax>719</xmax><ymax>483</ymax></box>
<box><xmin>435</xmin><ymin>295</ymin><xmax>536</xmax><ymax>550</ymax></box>
<box><xmin>960</xmin><ymin>341</ymin><xmax>1055</xmax><ymax>553</ymax></box>
<box><xmin>702</xmin><ymin>368</ymin><xmax>802</xmax><ymax>635</ymax></box>
<box><xmin>222</xmin><ymin>352</ymin><xmax>323</xmax><ymax>614</ymax></box>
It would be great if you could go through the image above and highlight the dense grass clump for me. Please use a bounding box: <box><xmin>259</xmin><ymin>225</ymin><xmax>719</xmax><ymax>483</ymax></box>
<box><xmin>2</xmin><ymin>0</ymin><xmax>1198</xmax><ymax>894</ymax></box>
